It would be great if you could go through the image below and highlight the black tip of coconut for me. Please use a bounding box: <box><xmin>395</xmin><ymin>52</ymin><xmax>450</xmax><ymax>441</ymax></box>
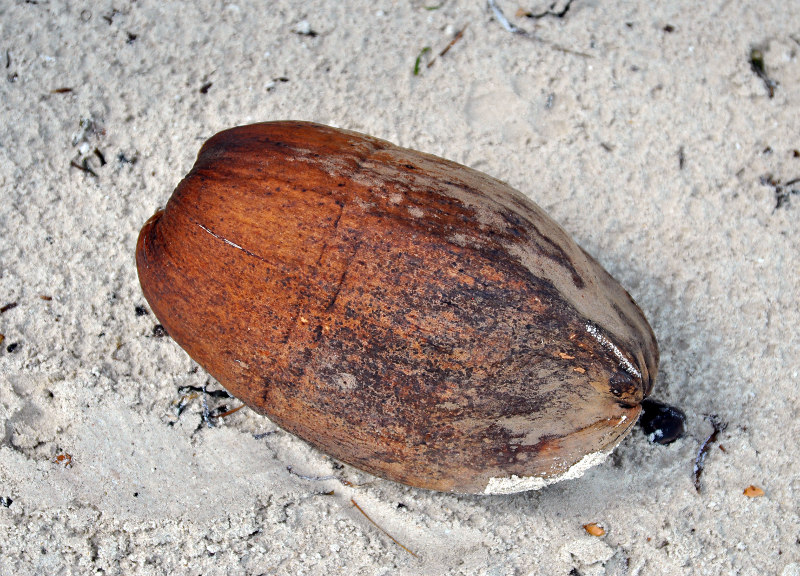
<box><xmin>639</xmin><ymin>398</ymin><xmax>686</xmax><ymax>445</ymax></box>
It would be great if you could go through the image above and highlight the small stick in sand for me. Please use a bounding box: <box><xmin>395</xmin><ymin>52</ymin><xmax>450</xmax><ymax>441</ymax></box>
<box><xmin>351</xmin><ymin>498</ymin><xmax>418</xmax><ymax>558</ymax></box>
<box><xmin>694</xmin><ymin>415</ymin><xmax>727</xmax><ymax>492</ymax></box>
<box><xmin>70</xmin><ymin>159</ymin><xmax>98</xmax><ymax>178</ymax></box>
<box><xmin>211</xmin><ymin>404</ymin><xmax>244</xmax><ymax>419</ymax></box>
<box><xmin>0</xmin><ymin>302</ymin><xmax>18</xmax><ymax>314</ymax></box>
<box><xmin>414</xmin><ymin>25</ymin><xmax>468</xmax><ymax>74</ymax></box>
<box><xmin>436</xmin><ymin>24</ymin><xmax>468</xmax><ymax>59</ymax></box>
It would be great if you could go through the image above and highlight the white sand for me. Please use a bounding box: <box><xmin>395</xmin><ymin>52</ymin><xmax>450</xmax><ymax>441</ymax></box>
<box><xmin>1</xmin><ymin>1</ymin><xmax>799</xmax><ymax>574</ymax></box>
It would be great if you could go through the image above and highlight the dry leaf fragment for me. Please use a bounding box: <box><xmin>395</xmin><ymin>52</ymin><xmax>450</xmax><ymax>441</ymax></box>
<box><xmin>743</xmin><ymin>485</ymin><xmax>764</xmax><ymax>498</ymax></box>
<box><xmin>583</xmin><ymin>522</ymin><xmax>605</xmax><ymax>537</ymax></box>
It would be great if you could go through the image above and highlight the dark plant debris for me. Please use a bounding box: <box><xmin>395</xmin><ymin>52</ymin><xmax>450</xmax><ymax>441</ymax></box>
<box><xmin>76</xmin><ymin>116</ymin><xmax>106</xmax><ymax>140</ymax></box>
<box><xmin>518</xmin><ymin>0</ymin><xmax>575</xmax><ymax>19</ymax></box>
<box><xmin>134</xmin><ymin>305</ymin><xmax>149</xmax><ymax>316</ymax></box>
<box><xmin>169</xmin><ymin>393</ymin><xmax>195</xmax><ymax>423</ymax></box>
<box><xmin>0</xmin><ymin>302</ymin><xmax>18</xmax><ymax>314</ymax></box>
<box><xmin>750</xmin><ymin>47</ymin><xmax>777</xmax><ymax>98</ymax></box>
<box><xmin>5</xmin><ymin>48</ymin><xmax>16</xmax><ymax>82</ymax></box>
<box><xmin>678</xmin><ymin>146</ymin><xmax>685</xmax><ymax>169</ymax></box>
<box><xmin>70</xmin><ymin>147</ymin><xmax>107</xmax><ymax>176</ymax></box>
<box><xmin>218</xmin><ymin>404</ymin><xmax>244</xmax><ymax>418</ymax></box>
<box><xmin>199</xmin><ymin>81</ymin><xmax>213</xmax><ymax>94</ymax></box>
<box><xmin>293</xmin><ymin>21</ymin><xmax>318</xmax><ymax>37</ymax></box>
<box><xmin>177</xmin><ymin>385</ymin><xmax>232</xmax><ymax>400</ymax></box>
<box><xmin>169</xmin><ymin>384</ymin><xmax>234</xmax><ymax>427</ymax></box>
<box><xmin>103</xmin><ymin>8</ymin><xmax>122</xmax><ymax>24</ymax></box>
<box><xmin>761</xmin><ymin>174</ymin><xmax>800</xmax><ymax>210</ymax></box>
<box><xmin>694</xmin><ymin>414</ymin><xmax>727</xmax><ymax>492</ymax></box>
<box><xmin>152</xmin><ymin>324</ymin><xmax>168</xmax><ymax>338</ymax></box>
<box><xmin>266</xmin><ymin>77</ymin><xmax>290</xmax><ymax>91</ymax></box>
<box><xmin>70</xmin><ymin>158</ymin><xmax>98</xmax><ymax>178</ymax></box>
<box><xmin>117</xmin><ymin>152</ymin><xmax>138</xmax><ymax>165</ymax></box>
<box><xmin>438</xmin><ymin>25</ymin><xmax>467</xmax><ymax>58</ymax></box>
<box><xmin>208</xmin><ymin>403</ymin><xmax>244</xmax><ymax>420</ymax></box>
<box><xmin>414</xmin><ymin>25</ymin><xmax>468</xmax><ymax>75</ymax></box>
<box><xmin>6</xmin><ymin>342</ymin><xmax>19</xmax><ymax>354</ymax></box>
<box><xmin>0</xmin><ymin>496</ymin><xmax>12</xmax><ymax>508</ymax></box>
<box><xmin>486</xmin><ymin>2</ymin><xmax>591</xmax><ymax>56</ymax></box>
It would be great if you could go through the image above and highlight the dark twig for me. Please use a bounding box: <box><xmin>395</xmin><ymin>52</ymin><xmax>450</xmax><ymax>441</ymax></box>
<box><xmin>693</xmin><ymin>415</ymin><xmax>727</xmax><ymax>492</ymax></box>
<box><xmin>0</xmin><ymin>302</ymin><xmax>18</xmax><ymax>314</ymax></box>
<box><xmin>212</xmin><ymin>404</ymin><xmax>244</xmax><ymax>419</ymax></box>
<box><xmin>70</xmin><ymin>159</ymin><xmax>98</xmax><ymax>178</ymax></box>
<box><xmin>750</xmin><ymin>47</ymin><xmax>777</xmax><ymax>98</ymax></box>
<box><xmin>761</xmin><ymin>174</ymin><xmax>800</xmax><ymax>211</ymax></box>
<box><xmin>437</xmin><ymin>24</ymin><xmax>468</xmax><ymax>58</ymax></box>
<box><xmin>521</xmin><ymin>0</ymin><xmax>576</xmax><ymax>19</ymax></box>
<box><xmin>415</xmin><ymin>25</ymin><xmax>468</xmax><ymax>75</ymax></box>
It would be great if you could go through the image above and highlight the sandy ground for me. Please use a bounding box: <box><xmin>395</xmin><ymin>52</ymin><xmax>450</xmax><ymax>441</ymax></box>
<box><xmin>1</xmin><ymin>1</ymin><xmax>799</xmax><ymax>574</ymax></box>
